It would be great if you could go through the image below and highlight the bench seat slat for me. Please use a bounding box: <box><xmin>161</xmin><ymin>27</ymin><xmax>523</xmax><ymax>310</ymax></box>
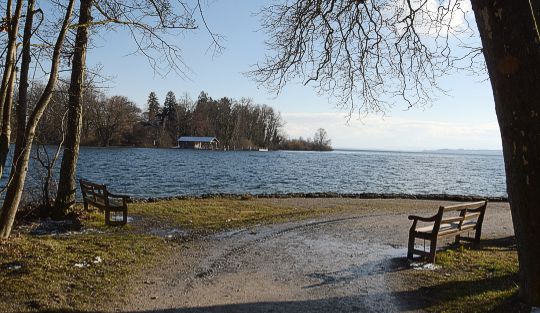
<box><xmin>415</xmin><ymin>221</ymin><xmax>477</xmax><ymax>235</ymax></box>
<box><xmin>441</xmin><ymin>216</ymin><xmax>465</xmax><ymax>224</ymax></box>
<box><xmin>87</xmin><ymin>197</ymin><xmax>124</xmax><ymax>208</ymax></box>
<box><xmin>441</xmin><ymin>201</ymin><xmax>487</xmax><ymax>212</ymax></box>
<box><xmin>462</xmin><ymin>212</ymin><xmax>481</xmax><ymax>220</ymax></box>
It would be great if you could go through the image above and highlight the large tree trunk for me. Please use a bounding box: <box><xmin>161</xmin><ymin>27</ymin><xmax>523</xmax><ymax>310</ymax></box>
<box><xmin>53</xmin><ymin>0</ymin><xmax>92</xmax><ymax>218</ymax></box>
<box><xmin>0</xmin><ymin>0</ymin><xmax>75</xmax><ymax>240</ymax></box>
<box><xmin>471</xmin><ymin>0</ymin><xmax>540</xmax><ymax>306</ymax></box>
<box><xmin>0</xmin><ymin>0</ymin><xmax>23</xmax><ymax>179</ymax></box>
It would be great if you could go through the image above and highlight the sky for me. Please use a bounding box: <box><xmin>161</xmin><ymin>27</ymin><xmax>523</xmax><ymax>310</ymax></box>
<box><xmin>86</xmin><ymin>1</ymin><xmax>501</xmax><ymax>151</ymax></box>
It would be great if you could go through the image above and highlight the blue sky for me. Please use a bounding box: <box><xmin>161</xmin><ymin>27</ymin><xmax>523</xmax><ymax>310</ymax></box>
<box><xmin>86</xmin><ymin>1</ymin><xmax>501</xmax><ymax>151</ymax></box>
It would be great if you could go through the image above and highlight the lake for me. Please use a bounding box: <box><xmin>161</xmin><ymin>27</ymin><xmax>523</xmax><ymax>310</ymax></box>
<box><xmin>25</xmin><ymin>147</ymin><xmax>505</xmax><ymax>199</ymax></box>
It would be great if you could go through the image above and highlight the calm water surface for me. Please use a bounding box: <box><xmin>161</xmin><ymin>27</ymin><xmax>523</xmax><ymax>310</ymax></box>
<box><xmin>58</xmin><ymin>147</ymin><xmax>506</xmax><ymax>198</ymax></box>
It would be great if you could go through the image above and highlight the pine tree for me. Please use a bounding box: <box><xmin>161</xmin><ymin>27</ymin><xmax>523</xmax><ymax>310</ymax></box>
<box><xmin>162</xmin><ymin>91</ymin><xmax>177</xmax><ymax>120</ymax></box>
<box><xmin>162</xmin><ymin>91</ymin><xmax>178</xmax><ymax>145</ymax></box>
<box><xmin>146</xmin><ymin>92</ymin><xmax>160</xmax><ymax>125</ymax></box>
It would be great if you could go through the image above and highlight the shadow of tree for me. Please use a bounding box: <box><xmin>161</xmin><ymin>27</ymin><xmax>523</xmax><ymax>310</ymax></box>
<box><xmin>396</xmin><ymin>274</ymin><xmax>521</xmax><ymax>311</ymax></box>
<box><xmin>303</xmin><ymin>256</ymin><xmax>409</xmax><ymax>289</ymax></box>
<box><xmin>34</xmin><ymin>296</ymin><xmax>381</xmax><ymax>313</ymax></box>
<box><xmin>393</xmin><ymin>235</ymin><xmax>526</xmax><ymax>313</ymax></box>
<box><xmin>35</xmin><ymin>237</ymin><xmax>524</xmax><ymax>313</ymax></box>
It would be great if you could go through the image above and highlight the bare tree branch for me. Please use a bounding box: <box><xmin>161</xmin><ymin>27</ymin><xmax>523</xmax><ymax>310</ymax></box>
<box><xmin>250</xmin><ymin>0</ymin><xmax>483</xmax><ymax>116</ymax></box>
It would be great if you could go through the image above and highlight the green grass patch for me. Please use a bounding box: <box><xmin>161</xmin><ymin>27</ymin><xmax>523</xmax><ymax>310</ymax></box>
<box><xmin>130</xmin><ymin>198</ymin><xmax>337</xmax><ymax>231</ymax></box>
<box><xmin>0</xmin><ymin>231</ymin><xmax>169</xmax><ymax>312</ymax></box>
<box><xmin>404</xmin><ymin>237</ymin><xmax>523</xmax><ymax>313</ymax></box>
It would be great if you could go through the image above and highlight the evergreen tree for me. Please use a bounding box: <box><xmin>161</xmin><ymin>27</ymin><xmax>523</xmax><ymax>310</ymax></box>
<box><xmin>146</xmin><ymin>92</ymin><xmax>160</xmax><ymax>125</ymax></box>
<box><xmin>162</xmin><ymin>91</ymin><xmax>177</xmax><ymax>121</ymax></box>
<box><xmin>162</xmin><ymin>91</ymin><xmax>178</xmax><ymax>145</ymax></box>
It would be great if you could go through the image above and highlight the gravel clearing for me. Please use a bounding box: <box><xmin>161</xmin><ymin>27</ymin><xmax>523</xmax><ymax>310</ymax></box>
<box><xmin>119</xmin><ymin>198</ymin><xmax>513</xmax><ymax>313</ymax></box>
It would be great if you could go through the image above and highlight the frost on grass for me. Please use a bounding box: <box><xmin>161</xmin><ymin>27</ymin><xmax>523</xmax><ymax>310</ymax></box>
<box><xmin>410</xmin><ymin>262</ymin><xmax>441</xmax><ymax>271</ymax></box>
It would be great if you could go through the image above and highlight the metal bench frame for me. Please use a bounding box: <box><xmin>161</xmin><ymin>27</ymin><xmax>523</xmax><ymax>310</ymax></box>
<box><xmin>407</xmin><ymin>200</ymin><xmax>488</xmax><ymax>263</ymax></box>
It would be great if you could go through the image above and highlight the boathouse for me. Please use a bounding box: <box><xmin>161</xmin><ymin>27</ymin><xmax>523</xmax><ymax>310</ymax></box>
<box><xmin>177</xmin><ymin>136</ymin><xmax>219</xmax><ymax>150</ymax></box>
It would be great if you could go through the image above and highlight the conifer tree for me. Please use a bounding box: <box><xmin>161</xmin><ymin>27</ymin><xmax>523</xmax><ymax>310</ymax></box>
<box><xmin>146</xmin><ymin>92</ymin><xmax>160</xmax><ymax>125</ymax></box>
<box><xmin>162</xmin><ymin>91</ymin><xmax>178</xmax><ymax>145</ymax></box>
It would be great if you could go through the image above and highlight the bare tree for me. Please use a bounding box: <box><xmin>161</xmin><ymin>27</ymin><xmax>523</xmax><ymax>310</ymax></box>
<box><xmin>88</xmin><ymin>95</ymin><xmax>140</xmax><ymax>147</ymax></box>
<box><xmin>54</xmin><ymin>0</ymin><xmax>224</xmax><ymax>215</ymax></box>
<box><xmin>33</xmin><ymin>111</ymin><xmax>67</xmax><ymax>211</ymax></box>
<box><xmin>313</xmin><ymin>128</ymin><xmax>331</xmax><ymax>148</ymax></box>
<box><xmin>91</xmin><ymin>0</ymin><xmax>223</xmax><ymax>76</ymax></box>
<box><xmin>53</xmin><ymin>0</ymin><xmax>93</xmax><ymax>218</ymax></box>
<box><xmin>252</xmin><ymin>0</ymin><xmax>540</xmax><ymax>307</ymax></box>
<box><xmin>0</xmin><ymin>0</ymin><xmax>75</xmax><ymax>240</ymax></box>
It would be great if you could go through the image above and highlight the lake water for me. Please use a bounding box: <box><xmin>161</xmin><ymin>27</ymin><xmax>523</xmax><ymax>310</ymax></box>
<box><xmin>35</xmin><ymin>147</ymin><xmax>506</xmax><ymax>199</ymax></box>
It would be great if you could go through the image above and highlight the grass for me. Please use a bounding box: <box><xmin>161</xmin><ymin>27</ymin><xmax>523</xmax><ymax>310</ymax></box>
<box><xmin>129</xmin><ymin>197</ymin><xmax>339</xmax><ymax>231</ymax></box>
<box><xmin>0</xmin><ymin>197</ymin><xmax>341</xmax><ymax>312</ymax></box>
<box><xmin>403</xmin><ymin>237</ymin><xmax>524</xmax><ymax>313</ymax></box>
<box><xmin>0</xmin><ymin>228</ymin><xmax>169</xmax><ymax>312</ymax></box>
<box><xmin>3</xmin><ymin>198</ymin><xmax>519</xmax><ymax>312</ymax></box>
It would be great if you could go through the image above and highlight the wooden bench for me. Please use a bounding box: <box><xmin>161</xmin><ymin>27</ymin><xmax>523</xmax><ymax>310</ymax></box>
<box><xmin>407</xmin><ymin>200</ymin><xmax>488</xmax><ymax>263</ymax></box>
<box><xmin>79</xmin><ymin>179</ymin><xmax>130</xmax><ymax>226</ymax></box>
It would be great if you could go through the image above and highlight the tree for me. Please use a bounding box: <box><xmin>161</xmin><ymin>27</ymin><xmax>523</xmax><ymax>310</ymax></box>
<box><xmin>313</xmin><ymin>128</ymin><xmax>331</xmax><ymax>148</ymax></box>
<box><xmin>146</xmin><ymin>92</ymin><xmax>160</xmax><ymax>125</ymax></box>
<box><xmin>54</xmin><ymin>0</ymin><xmax>93</xmax><ymax>218</ymax></box>
<box><xmin>146</xmin><ymin>91</ymin><xmax>161</xmax><ymax>146</ymax></box>
<box><xmin>0</xmin><ymin>0</ymin><xmax>75</xmax><ymax>239</ymax></box>
<box><xmin>89</xmin><ymin>95</ymin><xmax>140</xmax><ymax>147</ymax></box>
<box><xmin>162</xmin><ymin>91</ymin><xmax>179</xmax><ymax>145</ymax></box>
<box><xmin>0</xmin><ymin>0</ymin><xmax>23</xmax><ymax>179</ymax></box>
<box><xmin>176</xmin><ymin>92</ymin><xmax>193</xmax><ymax>138</ymax></box>
<box><xmin>0</xmin><ymin>0</ymin><xmax>223</xmax><ymax>238</ymax></box>
<box><xmin>53</xmin><ymin>0</ymin><xmax>224</xmax><ymax>214</ymax></box>
<box><xmin>252</xmin><ymin>0</ymin><xmax>540</xmax><ymax>307</ymax></box>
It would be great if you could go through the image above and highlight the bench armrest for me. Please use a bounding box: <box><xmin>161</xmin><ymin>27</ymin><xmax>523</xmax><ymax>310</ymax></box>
<box><xmin>408</xmin><ymin>214</ymin><xmax>437</xmax><ymax>222</ymax></box>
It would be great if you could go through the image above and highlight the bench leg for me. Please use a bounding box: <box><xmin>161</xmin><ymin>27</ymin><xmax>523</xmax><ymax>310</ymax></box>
<box><xmin>122</xmin><ymin>208</ymin><xmax>128</xmax><ymax>225</ymax></box>
<box><xmin>407</xmin><ymin>233</ymin><xmax>415</xmax><ymax>260</ymax></box>
<box><xmin>474</xmin><ymin>229</ymin><xmax>482</xmax><ymax>246</ymax></box>
<box><xmin>105</xmin><ymin>210</ymin><xmax>111</xmax><ymax>226</ymax></box>
<box><xmin>429</xmin><ymin>238</ymin><xmax>438</xmax><ymax>263</ymax></box>
<box><xmin>455</xmin><ymin>234</ymin><xmax>461</xmax><ymax>245</ymax></box>
<box><xmin>83</xmin><ymin>200</ymin><xmax>88</xmax><ymax>211</ymax></box>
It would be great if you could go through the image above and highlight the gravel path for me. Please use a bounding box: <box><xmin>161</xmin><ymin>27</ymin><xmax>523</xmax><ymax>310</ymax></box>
<box><xmin>120</xmin><ymin>199</ymin><xmax>514</xmax><ymax>313</ymax></box>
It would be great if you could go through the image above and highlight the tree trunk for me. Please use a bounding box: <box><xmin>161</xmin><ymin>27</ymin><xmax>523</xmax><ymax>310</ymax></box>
<box><xmin>0</xmin><ymin>0</ymin><xmax>13</xmax><ymax>127</ymax></box>
<box><xmin>0</xmin><ymin>0</ymin><xmax>75</xmax><ymax>240</ymax></box>
<box><xmin>0</xmin><ymin>0</ymin><xmax>23</xmax><ymax>179</ymax></box>
<box><xmin>15</xmin><ymin>0</ymin><xmax>35</xmax><ymax>159</ymax></box>
<box><xmin>0</xmin><ymin>62</ymin><xmax>16</xmax><ymax>174</ymax></box>
<box><xmin>471</xmin><ymin>0</ymin><xmax>540</xmax><ymax>306</ymax></box>
<box><xmin>53</xmin><ymin>0</ymin><xmax>92</xmax><ymax>218</ymax></box>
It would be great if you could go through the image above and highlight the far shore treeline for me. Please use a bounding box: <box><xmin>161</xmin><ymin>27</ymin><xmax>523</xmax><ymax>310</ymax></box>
<box><xmin>32</xmin><ymin>84</ymin><xmax>332</xmax><ymax>151</ymax></box>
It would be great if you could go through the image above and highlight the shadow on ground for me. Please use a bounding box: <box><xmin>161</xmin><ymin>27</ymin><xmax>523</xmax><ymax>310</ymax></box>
<box><xmin>37</xmin><ymin>237</ymin><xmax>527</xmax><ymax>313</ymax></box>
<box><xmin>396</xmin><ymin>236</ymin><xmax>528</xmax><ymax>313</ymax></box>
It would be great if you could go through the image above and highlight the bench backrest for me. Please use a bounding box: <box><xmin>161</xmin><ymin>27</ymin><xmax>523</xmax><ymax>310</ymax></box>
<box><xmin>434</xmin><ymin>200</ymin><xmax>488</xmax><ymax>234</ymax></box>
<box><xmin>80</xmin><ymin>179</ymin><xmax>110</xmax><ymax>206</ymax></box>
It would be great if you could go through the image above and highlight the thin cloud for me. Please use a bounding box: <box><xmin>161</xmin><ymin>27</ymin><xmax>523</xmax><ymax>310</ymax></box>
<box><xmin>281</xmin><ymin>112</ymin><xmax>501</xmax><ymax>150</ymax></box>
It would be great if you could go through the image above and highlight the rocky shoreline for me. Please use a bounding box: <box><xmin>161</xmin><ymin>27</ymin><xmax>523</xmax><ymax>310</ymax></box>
<box><xmin>138</xmin><ymin>192</ymin><xmax>508</xmax><ymax>203</ymax></box>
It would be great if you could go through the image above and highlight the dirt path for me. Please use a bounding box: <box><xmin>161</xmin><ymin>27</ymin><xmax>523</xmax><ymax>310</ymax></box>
<box><xmin>120</xmin><ymin>199</ymin><xmax>514</xmax><ymax>313</ymax></box>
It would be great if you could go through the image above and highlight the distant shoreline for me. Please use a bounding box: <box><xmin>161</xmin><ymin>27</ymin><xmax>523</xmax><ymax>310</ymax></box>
<box><xmin>137</xmin><ymin>192</ymin><xmax>508</xmax><ymax>203</ymax></box>
<box><xmin>74</xmin><ymin>145</ymin><xmax>500</xmax><ymax>155</ymax></box>
<box><xmin>334</xmin><ymin>148</ymin><xmax>503</xmax><ymax>156</ymax></box>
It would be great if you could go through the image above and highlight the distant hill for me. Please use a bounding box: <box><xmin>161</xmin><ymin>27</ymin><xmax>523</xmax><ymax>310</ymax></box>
<box><xmin>424</xmin><ymin>149</ymin><xmax>503</xmax><ymax>156</ymax></box>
